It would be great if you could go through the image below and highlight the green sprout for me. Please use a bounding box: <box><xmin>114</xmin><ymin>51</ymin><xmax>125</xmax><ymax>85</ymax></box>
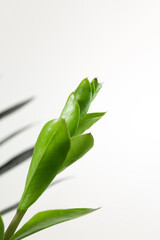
<box><xmin>1</xmin><ymin>78</ymin><xmax>105</xmax><ymax>240</ymax></box>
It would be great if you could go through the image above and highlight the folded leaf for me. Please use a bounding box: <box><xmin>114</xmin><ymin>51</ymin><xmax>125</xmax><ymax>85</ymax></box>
<box><xmin>75</xmin><ymin>78</ymin><xmax>92</xmax><ymax>119</ymax></box>
<box><xmin>60</xmin><ymin>92</ymin><xmax>80</xmax><ymax>136</ymax></box>
<box><xmin>59</xmin><ymin>133</ymin><xmax>94</xmax><ymax>173</ymax></box>
<box><xmin>75</xmin><ymin>112</ymin><xmax>106</xmax><ymax>135</ymax></box>
<box><xmin>10</xmin><ymin>208</ymin><xmax>97</xmax><ymax>240</ymax></box>
<box><xmin>91</xmin><ymin>78</ymin><xmax>103</xmax><ymax>101</ymax></box>
<box><xmin>0</xmin><ymin>215</ymin><xmax>4</xmax><ymax>240</ymax></box>
<box><xmin>18</xmin><ymin>119</ymin><xmax>70</xmax><ymax>211</ymax></box>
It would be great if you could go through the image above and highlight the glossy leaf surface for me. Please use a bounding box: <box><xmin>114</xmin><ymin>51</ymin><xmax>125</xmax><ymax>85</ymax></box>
<box><xmin>91</xmin><ymin>78</ymin><xmax>103</xmax><ymax>101</ymax></box>
<box><xmin>75</xmin><ymin>112</ymin><xmax>106</xmax><ymax>135</ymax></box>
<box><xmin>75</xmin><ymin>78</ymin><xmax>92</xmax><ymax>119</ymax></box>
<box><xmin>0</xmin><ymin>215</ymin><xmax>4</xmax><ymax>240</ymax></box>
<box><xmin>59</xmin><ymin>133</ymin><xmax>94</xmax><ymax>172</ymax></box>
<box><xmin>11</xmin><ymin>208</ymin><xmax>97</xmax><ymax>240</ymax></box>
<box><xmin>60</xmin><ymin>92</ymin><xmax>80</xmax><ymax>136</ymax></box>
<box><xmin>18</xmin><ymin>119</ymin><xmax>70</xmax><ymax>211</ymax></box>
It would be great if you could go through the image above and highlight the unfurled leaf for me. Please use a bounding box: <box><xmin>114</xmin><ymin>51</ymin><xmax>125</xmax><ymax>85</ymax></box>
<box><xmin>59</xmin><ymin>133</ymin><xmax>94</xmax><ymax>173</ymax></box>
<box><xmin>18</xmin><ymin>119</ymin><xmax>70</xmax><ymax>211</ymax></box>
<box><xmin>10</xmin><ymin>208</ymin><xmax>97</xmax><ymax>240</ymax></box>
<box><xmin>91</xmin><ymin>78</ymin><xmax>103</xmax><ymax>101</ymax></box>
<box><xmin>75</xmin><ymin>78</ymin><xmax>92</xmax><ymax>119</ymax></box>
<box><xmin>60</xmin><ymin>92</ymin><xmax>80</xmax><ymax>136</ymax></box>
<box><xmin>0</xmin><ymin>215</ymin><xmax>4</xmax><ymax>240</ymax></box>
<box><xmin>75</xmin><ymin>112</ymin><xmax>106</xmax><ymax>135</ymax></box>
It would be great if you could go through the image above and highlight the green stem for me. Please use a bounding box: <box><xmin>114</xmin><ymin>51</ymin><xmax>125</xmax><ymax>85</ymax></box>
<box><xmin>4</xmin><ymin>210</ymin><xmax>26</xmax><ymax>240</ymax></box>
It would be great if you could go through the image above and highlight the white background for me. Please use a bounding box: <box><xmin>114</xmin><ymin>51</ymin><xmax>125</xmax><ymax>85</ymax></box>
<box><xmin>0</xmin><ymin>0</ymin><xmax>160</xmax><ymax>239</ymax></box>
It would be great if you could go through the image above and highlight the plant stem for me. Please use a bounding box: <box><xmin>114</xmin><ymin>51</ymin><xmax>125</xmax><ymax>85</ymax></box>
<box><xmin>4</xmin><ymin>210</ymin><xmax>26</xmax><ymax>240</ymax></box>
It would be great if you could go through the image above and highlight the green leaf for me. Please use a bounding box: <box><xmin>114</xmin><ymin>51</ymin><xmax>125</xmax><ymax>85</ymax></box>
<box><xmin>60</xmin><ymin>92</ymin><xmax>80</xmax><ymax>136</ymax></box>
<box><xmin>0</xmin><ymin>215</ymin><xmax>4</xmax><ymax>240</ymax></box>
<box><xmin>59</xmin><ymin>133</ymin><xmax>94</xmax><ymax>173</ymax></box>
<box><xmin>75</xmin><ymin>112</ymin><xmax>106</xmax><ymax>135</ymax></box>
<box><xmin>75</xmin><ymin>78</ymin><xmax>92</xmax><ymax>119</ymax></box>
<box><xmin>10</xmin><ymin>208</ymin><xmax>97</xmax><ymax>240</ymax></box>
<box><xmin>18</xmin><ymin>119</ymin><xmax>70</xmax><ymax>211</ymax></box>
<box><xmin>91</xmin><ymin>78</ymin><xmax>103</xmax><ymax>101</ymax></box>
